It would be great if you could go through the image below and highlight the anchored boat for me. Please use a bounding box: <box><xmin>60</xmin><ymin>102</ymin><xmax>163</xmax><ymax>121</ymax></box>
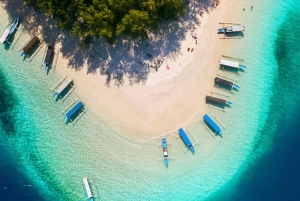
<box><xmin>218</xmin><ymin>26</ymin><xmax>245</xmax><ymax>33</ymax></box>
<box><xmin>203</xmin><ymin>114</ymin><xmax>222</xmax><ymax>136</ymax></box>
<box><xmin>0</xmin><ymin>17</ymin><xmax>19</xmax><ymax>44</ymax></box>
<box><xmin>162</xmin><ymin>138</ymin><xmax>168</xmax><ymax>167</ymax></box>
<box><xmin>178</xmin><ymin>128</ymin><xmax>195</xmax><ymax>154</ymax></box>
<box><xmin>83</xmin><ymin>177</ymin><xmax>94</xmax><ymax>201</ymax></box>
<box><xmin>220</xmin><ymin>59</ymin><xmax>246</xmax><ymax>70</ymax></box>
<box><xmin>44</xmin><ymin>45</ymin><xmax>54</xmax><ymax>71</ymax></box>
<box><xmin>215</xmin><ymin>77</ymin><xmax>240</xmax><ymax>89</ymax></box>
<box><xmin>20</xmin><ymin>36</ymin><xmax>39</xmax><ymax>57</ymax></box>
<box><xmin>53</xmin><ymin>77</ymin><xmax>73</xmax><ymax>98</ymax></box>
<box><xmin>63</xmin><ymin>101</ymin><xmax>83</xmax><ymax>121</ymax></box>
<box><xmin>205</xmin><ymin>95</ymin><xmax>232</xmax><ymax>106</ymax></box>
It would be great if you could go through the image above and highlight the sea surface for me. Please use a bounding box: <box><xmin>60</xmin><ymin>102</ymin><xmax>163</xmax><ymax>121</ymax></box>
<box><xmin>0</xmin><ymin>0</ymin><xmax>299</xmax><ymax>200</ymax></box>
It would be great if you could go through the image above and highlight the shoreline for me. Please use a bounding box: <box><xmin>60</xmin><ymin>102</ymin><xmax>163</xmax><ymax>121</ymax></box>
<box><xmin>46</xmin><ymin>0</ymin><xmax>232</xmax><ymax>141</ymax></box>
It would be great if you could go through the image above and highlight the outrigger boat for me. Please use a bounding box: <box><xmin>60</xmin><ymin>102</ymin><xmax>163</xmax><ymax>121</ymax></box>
<box><xmin>44</xmin><ymin>45</ymin><xmax>54</xmax><ymax>71</ymax></box>
<box><xmin>206</xmin><ymin>95</ymin><xmax>233</xmax><ymax>106</ymax></box>
<box><xmin>218</xmin><ymin>26</ymin><xmax>245</xmax><ymax>33</ymax></box>
<box><xmin>203</xmin><ymin>114</ymin><xmax>223</xmax><ymax>136</ymax></box>
<box><xmin>0</xmin><ymin>17</ymin><xmax>19</xmax><ymax>44</ymax></box>
<box><xmin>63</xmin><ymin>101</ymin><xmax>83</xmax><ymax>121</ymax></box>
<box><xmin>162</xmin><ymin>138</ymin><xmax>168</xmax><ymax>167</ymax></box>
<box><xmin>20</xmin><ymin>36</ymin><xmax>39</xmax><ymax>57</ymax></box>
<box><xmin>53</xmin><ymin>77</ymin><xmax>73</xmax><ymax>98</ymax></box>
<box><xmin>178</xmin><ymin>128</ymin><xmax>195</xmax><ymax>154</ymax></box>
<box><xmin>215</xmin><ymin>77</ymin><xmax>240</xmax><ymax>89</ymax></box>
<box><xmin>220</xmin><ymin>59</ymin><xmax>246</xmax><ymax>70</ymax></box>
<box><xmin>83</xmin><ymin>177</ymin><xmax>94</xmax><ymax>201</ymax></box>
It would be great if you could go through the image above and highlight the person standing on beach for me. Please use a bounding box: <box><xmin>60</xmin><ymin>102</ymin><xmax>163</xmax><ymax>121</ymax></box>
<box><xmin>251</xmin><ymin>6</ymin><xmax>253</xmax><ymax>10</ymax></box>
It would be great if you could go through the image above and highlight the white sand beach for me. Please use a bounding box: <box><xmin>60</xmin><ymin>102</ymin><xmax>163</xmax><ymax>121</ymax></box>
<box><xmin>53</xmin><ymin>0</ymin><xmax>231</xmax><ymax>141</ymax></box>
<box><xmin>1</xmin><ymin>0</ymin><xmax>234</xmax><ymax>141</ymax></box>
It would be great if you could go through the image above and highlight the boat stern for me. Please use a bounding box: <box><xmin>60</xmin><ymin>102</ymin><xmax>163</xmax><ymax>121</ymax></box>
<box><xmin>233</xmin><ymin>84</ymin><xmax>240</xmax><ymax>89</ymax></box>
<box><xmin>218</xmin><ymin>28</ymin><xmax>225</xmax><ymax>33</ymax></box>
<box><xmin>164</xmin><ymin>158</ymin><xmax>168</xmax><ymax>168</ymax></box>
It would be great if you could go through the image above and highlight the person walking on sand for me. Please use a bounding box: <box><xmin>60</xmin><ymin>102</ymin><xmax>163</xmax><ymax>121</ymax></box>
<box><xmin>251</xmin><ymin>6</ymin><xmax>253</xmax><ymax>10</ymax></box>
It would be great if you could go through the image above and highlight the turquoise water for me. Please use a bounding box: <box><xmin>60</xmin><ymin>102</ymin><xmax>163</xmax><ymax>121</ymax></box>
<box><xmin>0</xmin><ymin>0</ymin><xmax>298</xmax><ymax>200</ymax></box>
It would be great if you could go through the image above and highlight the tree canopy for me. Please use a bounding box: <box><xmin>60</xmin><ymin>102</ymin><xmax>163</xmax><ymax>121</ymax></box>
<box><xmin>23</xmin><ymin>0</ymin><xmax>186</xmax><ymax>44</ymax></box>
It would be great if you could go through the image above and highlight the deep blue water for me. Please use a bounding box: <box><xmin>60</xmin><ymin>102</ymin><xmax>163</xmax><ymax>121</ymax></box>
<box><xmin>0</xmin><ymin>69</ymin><xmax>46</xmax><ymax>200</ymax></box>
<box><xmin>212</xmin><ymin>5</ymin><xmax>300</xmax><ymax>201</ymax></box>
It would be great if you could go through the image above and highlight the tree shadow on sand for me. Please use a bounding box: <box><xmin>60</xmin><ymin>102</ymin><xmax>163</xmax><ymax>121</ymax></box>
<box><xmin>2</xmin><ymin>0</ymin><xmax>216</xmax><ymax>87</ymax></box>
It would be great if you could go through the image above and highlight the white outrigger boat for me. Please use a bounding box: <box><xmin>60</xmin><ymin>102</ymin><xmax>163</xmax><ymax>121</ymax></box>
<box><xmin>218</xmin><ymin>26</ymin><xmax>245</xmax><ymax>33</ymax></box>
<box><xmin>0</xmin><ymin>17</ymin><xmax>19</xmax><ymax>44</ymax></box>
<box><xmin>83</xmin><ymin>177</ymin><xmax>94</xmax><ymax>201</ymax></box>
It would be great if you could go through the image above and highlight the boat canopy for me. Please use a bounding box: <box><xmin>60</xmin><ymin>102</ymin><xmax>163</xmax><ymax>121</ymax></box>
<box><xmin>215</xmin><ymin>77</ymin><xmax>233</xmax><ymax>87</ymax></box>
<box><xmin>226</xmin><ymin>26</ymin><xmax>245</xmax><ymax>32</ymax></box>
<box><xmin>203</xmin><ymin>114</ymin><xmax>222</xmax><ymax>135</ymax></box>
<box><xmin>206</xmin><ymin>96</ymin><xmax>227</xmax><ymax>105</ymax></box>
<box><xmin>0</xmin><ymin>29</ymin><xmax>10</xmax><ymax>43</ymax></box>
<box><xmin>64</xmin><ymin>101</ymin><xmax>83</xmax><ymax>120</ymax></box>
<box><xmin>220</xmin><ymin>59</ymin><xmax>240</xmax><ymax>68</ymax></box>
<box><xmin>23</xmin><ymin>36</ymin><xmax>39</xmax><ymax>54</ymax></box>
<box><xmin>53</xmin><ymin>78</ymin><xmax>73</xmax><ymax>97</ymax></box>
<box><xmin>44</xmin><ymin>45</ymin><xmax>54</xmax><ymax>65</ymax></box>
<box><xmin>178</xmin><ymin>128</ymin><xmax>192</xmax><ymax>147</ymax></box>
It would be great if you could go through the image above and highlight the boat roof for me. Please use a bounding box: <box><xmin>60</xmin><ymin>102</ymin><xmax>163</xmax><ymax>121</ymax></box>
<box><xmin>228</xmin><ymin>26</ymin><xmax>245</xmax><ymax>31</ymax></box>
<box><xmin>55</xmin><ymin>77</ymin><xmax>73</xmax><ymax>95</ymax></box>
<box><xmin>220</xmin><ymin>59</ymin><xmax>240</xmax><ymax>68</ymax></box>
<box><xmin>66</xmin><ymin>101</ymin><xmax>83</xmax><ymax>119</ymax></box>
<box><xmin>0</xmin><ymin>29</ymin><xmax>10</xmax><ymax>43</ymax></box>
<box><xmin>215</xmin><ymin>77</ymin><xmax>233</xmax><ymax>87</ymax></box>
<box><xmin>203</xmin><ymin>114</ymin><xmax>222</xmax><ymax>134</ymax></box>
<box><xmin>44</xmin><ymin>45</ymin><xmax>54</xmax><ymax>64</ymax></box>
<box><xmin>178</xmin><ymin>128</ymin><xmax>192</xmax><ymax>147</ymax></box>
<box><xmin>23</xmin><ymin>36</ymin><xmax>39</xmax><ymax>54</ymax></box>
<box><xmin>206</xmin><ymin>96</ymin><xmax>227</xmax><ymax>105</ymax></box>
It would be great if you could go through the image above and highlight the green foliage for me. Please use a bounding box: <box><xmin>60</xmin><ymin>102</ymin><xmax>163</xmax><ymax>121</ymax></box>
<box><xmin>23</xmin><ymin>0</ymin><xmax>186</xmax><ymax>44</ymax></box>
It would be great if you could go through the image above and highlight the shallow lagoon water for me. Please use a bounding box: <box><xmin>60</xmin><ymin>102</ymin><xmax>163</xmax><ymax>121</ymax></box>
<box><xmin>0</xmin><ymin>0</ymin><xmax>299</xmax><ymax>200</ymax></box>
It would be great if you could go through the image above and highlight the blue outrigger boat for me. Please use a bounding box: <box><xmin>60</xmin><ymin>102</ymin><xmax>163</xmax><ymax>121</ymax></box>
<box><xmin>44</xmin><ymin>45</ymin><xmax>54</xmax><ymax>71</ymax></box>
<box><xmin>0</xmin><ymin>17</ymin><xmax>19</xmax><ymax>44</ymax></box>
<box><xmin>63</xmin><ymin>101</ymin><xmax>83</xmax><ymax>121</ymax></box>
<box><xmin>162</xmin><ymin>138</ymin><xmax>168</xmax><ymax>167</ymax></box>
<box><xmin>178</xmin><ymin>128</ymin><xmax>195</xmax><ymax>154</ymax></box>
<box><xmin>203</xmin><ymin>114</ymin><xmax>223</xmax><ymax>136</ymax></box>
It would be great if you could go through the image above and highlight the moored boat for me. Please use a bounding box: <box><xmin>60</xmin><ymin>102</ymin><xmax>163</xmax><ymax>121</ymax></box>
<box><xmin>215</xmin><ymin>77</ymin><xmax>240</xmax><ymax>89</ymax></box>
<box><xmin>162</xmin><ymin>138</ymin><xmax>168</xmax><ymax>167</ymax></box>
<box><xmin>178</xmin><ymin>128</ymin><xmax>195</xmax><ymax>154</ymax></box>
<box><xmin>44</xmin><ymin>45</ymin><xmax>54</xmax><ymax>71</ymax></box>
<box><xmin>218</xmin><ymin>26</ymin><xmax>245</xmax><ymax>33</ymax></box>
<box><xmin>203</xmin><ymin>114</ymin><xmax>222</xmax><ymax>136</ymax></box>
<box><xmin>0</xmin><ymin>17</ymin><xmax>19</xmax><ymax>44</ymax></box>
<box><xmin>20</xmin><ymin>36</ymin><xmax>39</xmax><ymax>57</ymax></box>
